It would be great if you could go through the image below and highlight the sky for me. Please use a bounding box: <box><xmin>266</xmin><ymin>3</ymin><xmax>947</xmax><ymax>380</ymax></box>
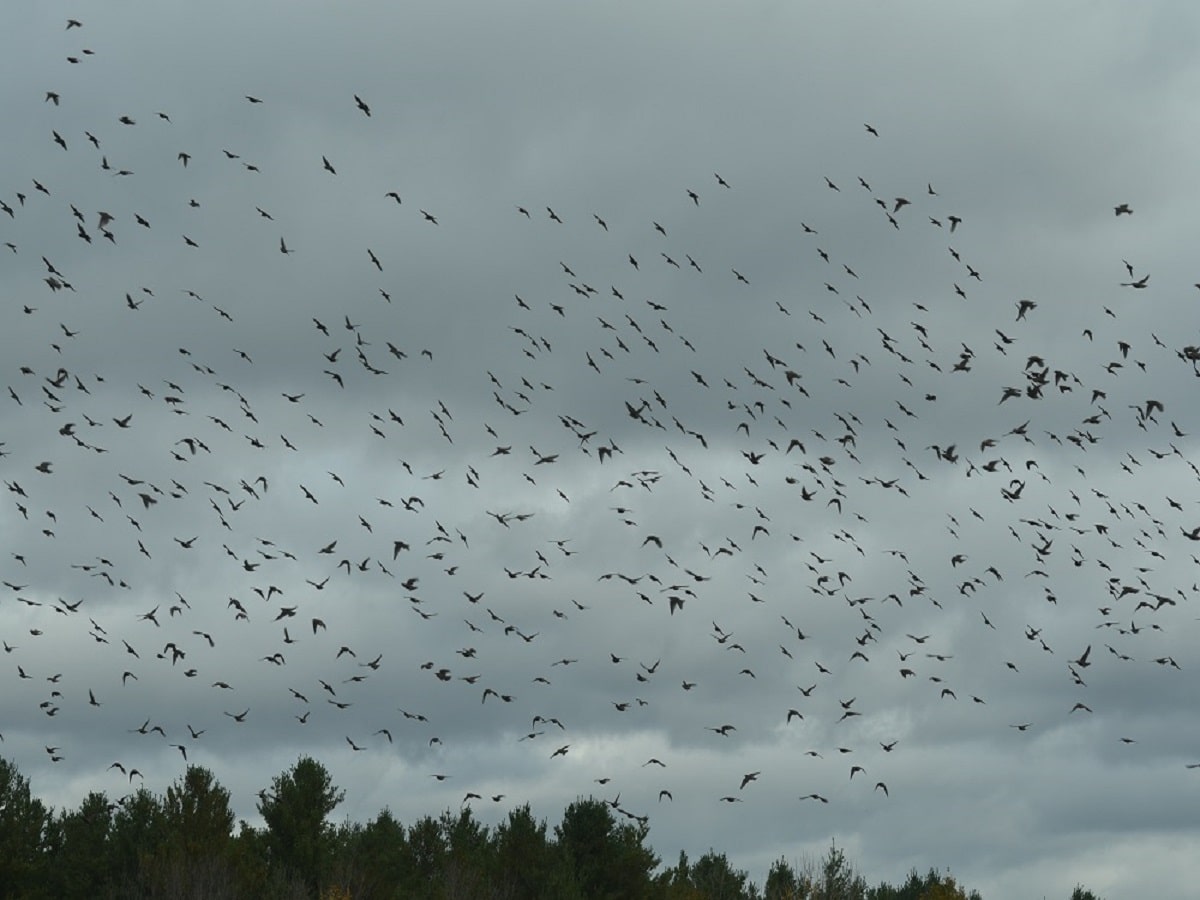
<box><xmin>2</xmin><ymin>1</ymin><xmax>1200</xmax><ymax>897</ymax></box>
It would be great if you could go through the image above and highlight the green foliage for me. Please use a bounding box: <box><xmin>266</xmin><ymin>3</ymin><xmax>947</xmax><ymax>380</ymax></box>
<box><xmin>1069</xmin><ymin>887</ymin><xmax>1103</xmax><ymax>900</ymax></box>
<box><xmin>161</xmin><ymin>765</ymin><xmax>235</xmax><ymax>856</ymax></box>
<box><xmin>327</xmin><ymin>810</ymin><xmax>407</xmax><ymax>899</ymax></box>
<box><xmin>765</xmin><ymin>856</ymin><xmax>807</xmax><ymax>900</ymax></box>
<box><xmin>110</xmin><ymin>786</ymin><xmax>166</xmax><ymax>894</ymax></box>
<box><xmin>141</xmin><ymin>766</ymin><xmax>242</xmax><ymax>899</ymax></box>
<box><xmin>256</xmin><ymin>756</ymin><xmax>345</xmax><ymax>897</ymax></box>
<box><xmin>438</xmin><ymin>806</ymin><xmax>492</xmax><ymax>897</ymax></box>
<box><xmin>493</xmin><ymin>803</ymin><xmax>572</xmax><ymax>900</ymax></box>
<box><xmin>406</xmin><ymin>813</ymin><xmax>447</xmax><ymax>893</ymax></box>
<box><xmin>810</xmin><ymin>841</ymin><xmax>868</xmax><ymax>900</ymax></box>
<box><xmin>46</xmin><ymin>792</ymin><xmax>115</xmax><ymax>899</ymax></box>
<box><xmin>555</xmin><ymin>796</ymin><xmax>660</xmax><ymax>899</ymax></box>
<box><xmin>689</xmin><ymin>849</ymin><xmax>757</xmax><ymax>900</ymax></box>
<box><xmin>0</xmin><ymin>755</ymin><xmax>1008</xmax><ymax>900</ymax></box>
<box><xmin>868</xmin><ymin>867</ymin><xmax>982</xmax><ymax>900</ymax></box>
<box><xmin>0</xmin><ymin>755</ymin><xmax>50</xmax><ymax>898</ymax></box>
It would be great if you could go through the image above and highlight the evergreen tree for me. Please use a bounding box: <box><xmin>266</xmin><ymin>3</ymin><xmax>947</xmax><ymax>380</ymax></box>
<box><xmin>765</xmin><ymin>856</ymin><xmax>806</xmax><ymax>900</ymax></box>
<box><xmin>555</xmin><ymin>797</ymin><xmax>659</xmax><ymax>899</ymax></box>
<box><xmin>46</xmin><ymin>791</ymin><xmax>115</xmax><ymax>900</ymax></box>
<box><xmin>690</xmin><ymin>849</ymin><xmax>756</xmax><ymax>900</ymax></box>
<box><xmin>148</xmin><ymin>766</ymin><xmax>240</xmax><ymax>899</ymax></box>
<box><xmin>109</xmin><ymin>786</ymin><xmax>165</xmax><ymax>896</ymax></box>
<box><xmin>256</xmin><ymin>756</ymin><xmax>344</xmax><ymax>897</ymax></box>
<box><xmin>0</xmin><ymin>756</ymin><xmax>50</xmax><ymax>899</ymax></box>
<box><xmin>406</xmin><ymin>814</ymin><xmax>448</xmax><ymax>897</ymax></box>
<box><xmin>439</xmin><ymin>807</ymin><xmax>491</xmax><ymax>899</ymax></box>
<box><xmin>493</xmin><ymin>804</ymin><xmax>574</xmax><ymax>900</ymax></box>
<box><xmin>810</xmin><ymin>841</ymin><xmax>868</xmax><ymax>900</ymax></box>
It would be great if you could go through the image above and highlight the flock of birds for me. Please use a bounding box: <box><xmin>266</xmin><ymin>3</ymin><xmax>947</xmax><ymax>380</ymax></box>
<box><xmin>2</xmin><ymin>14</ymin><xmax>1199</xmax><ymax>835</ymax></box>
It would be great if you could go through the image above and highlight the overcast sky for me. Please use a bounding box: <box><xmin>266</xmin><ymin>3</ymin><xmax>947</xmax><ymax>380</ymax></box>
<box><xmin>3</xmin><ymin>2</ymin><xmax>1200</xmax><ymax>897</ymax></box>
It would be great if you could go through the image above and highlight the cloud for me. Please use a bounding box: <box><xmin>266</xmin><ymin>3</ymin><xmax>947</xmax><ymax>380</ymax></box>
<box><xmin>3</xmin><ymin>2</ymin><xmax>1200</xmax><ymax>898</ymax></box>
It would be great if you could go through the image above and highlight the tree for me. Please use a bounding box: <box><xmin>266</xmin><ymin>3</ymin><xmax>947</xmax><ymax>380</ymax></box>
<box><xmin>439</xmin><ymin>807</ymin><xmax>491</xmax><ymax>899</ymax></box>
<box><xmin>257</xmin><ymin>756</ymin><xmax>344</xmax><ymax>897</ymax></box>
<box><xmin>809</xmin><ymin>841</ymin><xmax>867</xmax><ymax>900</ymax></box>
<box><xmin>1069</xmin><ymin>887</ymin><xmax>1103</xmax><ymax>900</ymax></box>
<box><xmin>868</xmin><ymin>867</ymin><xmax>981</xmax><ymax>900</ymax></box>
<box><xmin>555</xmin><ymin>797</ymin><xmax>659</xmax><ymax>899</ymax></box>
<box><xmin>46</xmin><ymin>791</ymin><xmax>115</xmax><ymax>900</ymax></box>
<box><xmin>0</xmin><ymin>756</ymin><xmax>1007</xmax><ymax>899</ymax></box>
<box><xmin>406</xmin><ymin>814</ymin><xmax>448</xmax><ymax>897</ymax></box>
<box><xmin>690</xmin><ymin>849</ymin><xmax>755</xmax><ymax>900</ymax></box>
<box><xmin>109</xmin><ymin>786</ymin><xmax>166</xmax><ymax>896</ymax></box>
<box><xmin>765</xmin><ymin>857</ymin><xmax>807</xmax><ymax>900</ymax></box>
<box><xmin>161</xmin><ymin>766</ymin><xmax>235</xmax><ymax>857</ymax></box>
<box><xmin>658</xmin><ymin>850</ymin><xmax>701</xmax><ymax>899</ymax></box>
<box><xmin>493</xmin><ymin>804</ymin><xmax>575</xmax><ymax>900</ymax></box>
<box><xmin>0</xmin><ymin>756</ymin><xmax>50</xmax><ymax>898</ymax></box>
<box><xmin>329</xmin><ymin>807</ymin><xmax>410</xmax><ymax>899</ymax></box>
<box><xmin>142</xmin><ymin>766</ymin><xmax>241</xmax><ymax>899</ymax></box>
<box><xmin>917</xmin><ymin>875</ymin><xmax>974</xmax><ymax>900</ymax></box>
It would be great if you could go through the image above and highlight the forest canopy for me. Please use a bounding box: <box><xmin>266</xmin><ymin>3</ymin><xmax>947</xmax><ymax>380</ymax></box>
<box><xmin>0</xmin><ymin>754</ymin><xmax>1103</xmax><ymax>900</ymax></box>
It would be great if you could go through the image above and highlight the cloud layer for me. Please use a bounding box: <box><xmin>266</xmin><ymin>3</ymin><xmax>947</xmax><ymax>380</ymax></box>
<box><xmin>3</xmin><ymin>3</ymin><xmax>1200</xmax><ymax>898</ymax></box>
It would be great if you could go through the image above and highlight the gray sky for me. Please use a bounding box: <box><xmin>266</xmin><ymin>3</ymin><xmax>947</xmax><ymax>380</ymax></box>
<box><xmin>3</xmin><ymin>2</ymin><xmax>1200</xmax><ymax>897</ymax></box>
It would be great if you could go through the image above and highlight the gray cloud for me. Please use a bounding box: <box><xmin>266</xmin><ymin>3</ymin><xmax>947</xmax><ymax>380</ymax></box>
<box><xmin>3</xmin><ymin>3</ymin><xmax>1200</xmax><ymax>899</ymax></box>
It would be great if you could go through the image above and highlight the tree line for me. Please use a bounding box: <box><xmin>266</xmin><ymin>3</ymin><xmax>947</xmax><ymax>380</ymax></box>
<box><xmin>0</xmin><ymin>755</ymin><xmax>1103</xmax><ymax>900</ymax></box>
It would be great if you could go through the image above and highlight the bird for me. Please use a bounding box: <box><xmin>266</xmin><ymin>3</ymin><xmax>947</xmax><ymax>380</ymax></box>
<box><xmin>2</xmin><ymin>54</ymin><xmax>1195</xmax><ymax>862</ymax></box>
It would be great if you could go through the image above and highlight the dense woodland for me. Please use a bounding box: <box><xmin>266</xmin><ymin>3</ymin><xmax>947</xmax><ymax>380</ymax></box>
<box><xmin>0</xmin><ymin>755</ymin><xmax>1106</xmax><ymax>900</ymax></box>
